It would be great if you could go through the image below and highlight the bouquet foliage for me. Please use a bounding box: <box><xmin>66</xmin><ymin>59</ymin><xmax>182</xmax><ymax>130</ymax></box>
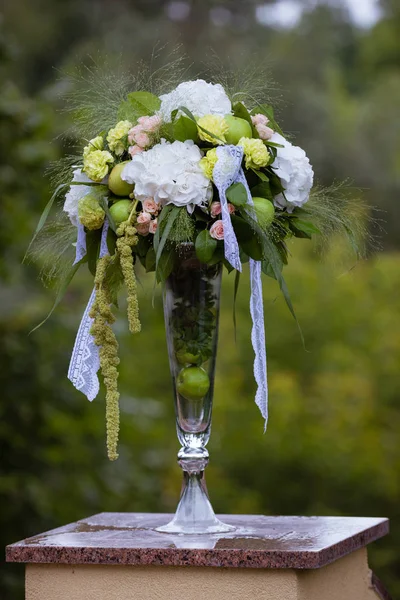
<box><xmin>29</xmin><ymin>63</ymin><xmax>371</xmax><ymax>460</ymax></box>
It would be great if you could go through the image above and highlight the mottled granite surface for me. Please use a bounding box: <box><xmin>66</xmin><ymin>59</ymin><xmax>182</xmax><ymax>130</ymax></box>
<box><xmin>6</xmin><ymin>513</ymin><xmax>389</xmax><ymax>569</ymax></box>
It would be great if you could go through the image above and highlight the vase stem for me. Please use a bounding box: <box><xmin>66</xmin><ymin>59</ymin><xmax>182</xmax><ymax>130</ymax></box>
<box><xmin>157</xmin><ymin>446</ymin><xmax>234</xmax><ymax>534</ymax></box>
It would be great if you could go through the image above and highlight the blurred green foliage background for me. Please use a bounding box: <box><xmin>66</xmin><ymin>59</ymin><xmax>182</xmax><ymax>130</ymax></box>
<box><xmin>1</xmin><ymin>0</ymin><xmax>400</xmax><ymax>597</ymax></box>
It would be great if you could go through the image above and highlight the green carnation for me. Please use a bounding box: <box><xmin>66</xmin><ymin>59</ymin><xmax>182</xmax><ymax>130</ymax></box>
<box><xmin>83</xmin><ymin>136</ymin><xmax>104</xmax><ymax>159</ymax></box>
<box><xmin>78</xmin><ymin>193</ymin><xmax>106</xmax><ymax>230</ymax></box>
<box><xmin>238</xmin><ymin>137</ymin><xmax>270</xmax><ymax>170</ymax></box>
<box><xmin>83</xmin><ymin>149</ymin><xmax>114</xmax><ymax>182</ymax></box>
<box><xmin>107</xmin><ymin>120</ymin><xmax>132</xmax><ymax>156</ymax></box>
<box><xmin>199</xmin><ymin>148</ymin><xmax>218</xmax><ymax>180</ymax></box>
<box><xmin>197</xmin><ymin>115</ymin><xmax>228</xmax><ymax>145</ymax></box>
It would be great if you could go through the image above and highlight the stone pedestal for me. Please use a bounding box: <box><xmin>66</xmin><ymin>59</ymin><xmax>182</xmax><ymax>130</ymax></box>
<box><xmin>6</xmin><ymin>513</ymin><xmax>391</xmax><ymax>600</ymax></box>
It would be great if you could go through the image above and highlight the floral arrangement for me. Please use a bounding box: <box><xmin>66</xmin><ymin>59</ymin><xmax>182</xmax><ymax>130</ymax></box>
<box><xmin>29</xmin><ymin>71</ymin><xmax>370</xmax><ymax>461</ymax></box>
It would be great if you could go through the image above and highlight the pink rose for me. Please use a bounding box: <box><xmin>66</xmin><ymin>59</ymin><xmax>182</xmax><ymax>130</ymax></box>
<box><xmin>128</xmin><ymin>125</ymin><xmax>141</xmax><ymax>145</ymax></box>
<box><xmin>251</xmin><ymin>114</ymin><xmax>274</xmax><ymax>140</ymax></box>
<box><xmin>256</xmin><ymin>124</ymin><xmax>274</xmax><ymax>141</ymax></box>
<box><xmin>149</xmin><ymin>218</ymin><xmax>158</xmax><ymax>234</ymax></box>
<box><xmin>251</xmin><ymin>113</ymin><xmax>269</xmax><ymax>127</ymax></box>
<box><xmin>128</xmin><ymin>145</ymin><xmax>143</xmax><ymax>157</ymax></box>
<box><xmin>136</xmin><ymin>222</ymin><xmax>150</xmax><ymax>236</ymax></box>
<box><xmin>210</xmin><ymin>221</ymin><xmax>224</xmax><ymax>241</ymax></box>
<box><xmin>138</xmin><ymin>115</ymin><xmax>162</xmax><ymax>132</ymax></box>
<box><xmin>210</xmin><ymin>201</ymin><xmax>222</xmax><ymax>217</ymax></box>
<box><xmin>142</xmin><ymin>197</ymin><xmax>159</xmax><ymax>214</ymax></box>
<box><xmin>136</xmin><ymin>213</ymin><xmax>151</xmax><ymax>235</ymax></box>
<box><xmin>210</xmin><ymin>201</ymin><xmax>235</xmax><ymax>217</ymax></box>
<box><xmin>137</xmin><ymin>211</ymin><xmax>151</xmax><ymax>224</ymax></box>
<box><xmin>133</xmin><ymin>131</ymin><xmax>151</xmax><ymax>149</ymax></box>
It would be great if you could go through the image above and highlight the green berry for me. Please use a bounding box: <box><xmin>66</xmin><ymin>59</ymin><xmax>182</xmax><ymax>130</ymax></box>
<box><xmin>252</xmin><ymin>197</ymin><xmax>275</xmax><ymax>228</ymax></box>
<box><xmin>108</xmin><ymin>162</ymin><xmax>134</xmax><ymax>196</ymax></box>
<box><xmin>224</xmin><ymin>115</ymin><xmax>252</xmax><ymax>145</ymax></box>
<box><xmin>109</xmin><ymin>200</ymin><xmax>132</xmax><ymax>225</ymax></box>
<box><xmin>176</xmin><ymin>366</ymin><xmax>210</xmax><ymax>401</ymax></box>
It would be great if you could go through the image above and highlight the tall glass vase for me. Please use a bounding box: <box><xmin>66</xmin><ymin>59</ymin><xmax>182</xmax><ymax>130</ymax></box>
<box><xmin>157</xmin><ymin>243</ymin><xmax>234</xmax><ymax>534</ymax></box>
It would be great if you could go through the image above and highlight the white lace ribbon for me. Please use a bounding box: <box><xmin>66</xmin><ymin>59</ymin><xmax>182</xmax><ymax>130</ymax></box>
<box><xmin>213</xmin><ymin>146</ymin><xmax>244</xmax><ymax>272</ymax></box>
<box><xmin>68</xmin><ymin>220</ymin><xmax>109</xmax><ymax>401</ymax></box>
<box><xmin>213</xmin><ymin>145</ymin><xmax>268</xmax><ymax>425</ymax></box>
<box><xmin>73</xmin><ymin>222</ymin><xmax>87</xmax><ymax>265</ymax></box>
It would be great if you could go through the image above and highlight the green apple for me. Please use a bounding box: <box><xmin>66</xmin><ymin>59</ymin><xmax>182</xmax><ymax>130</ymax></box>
<box><xmin>109</xmin><ymin>199</ymin><xmax>132</xmax><ymax>225</ymax></box>
<box><xmin>108</xmin><ymin>162</ymin><xmax>134</xmax><ymax>196</ymax></box>
<box><xmin>252</xmin><ymin>197</ymin><xmax>275</xmax><ymax>228</ymax></box>
<box><xmin>176</xmin><ymin>366</ymin><xmax>210</xmax><ymax>401</ymax></box>
<box><xmin>224</xmin><ymin>115</ymin><xmax>252</xmax><ymax>145</ymax></box>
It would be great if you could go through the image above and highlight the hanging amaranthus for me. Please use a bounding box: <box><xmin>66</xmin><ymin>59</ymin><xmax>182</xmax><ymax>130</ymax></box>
<box><xmin>90</xmin><ymin>254</ymin><xmax>120</xmax><ymax>461</ymax></box>
<box><xmin>116</xmin><ymin>221</ymin><xmax>141</xmax><ymax>334</ymax></box>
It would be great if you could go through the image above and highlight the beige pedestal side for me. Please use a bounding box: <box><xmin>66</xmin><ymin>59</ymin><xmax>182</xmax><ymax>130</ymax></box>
<box><xmin>6</xmin><ymin>514</ymin><xmax>391</xmax><ymax>600</ymax></box>
<box><xmin>25</xmin><ymin>549</ymin><xmax>384</xmax><ymax>600</ymax></box>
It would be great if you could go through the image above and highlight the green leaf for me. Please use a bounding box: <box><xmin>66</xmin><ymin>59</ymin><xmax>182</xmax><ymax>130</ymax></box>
<box><xmin>290</xmin><ymin>219</ymin><xmax>321</xmax><ymax>237</ymax></box>
<box><xmin>172</xmin><ymin>115</ymin><xmax>198</xmax><ymax>142</ymax></box>
<box><xmin>155</xmin><ymin>206</ymin><xmax>180</xmax><ymax>270</ymax></box>
<box><xmin>261</xmin><ymin>258</ymin><xmax>279</xmax><ymax>279</ymax></box>
<box><xmin>251</xmin><ymin>103</ymin><xmax>275</xmax><ymax>121</ymax></box>
<box><xmin>156</xmin><ymin>247</ymin><xmax>176</xmax><ymax>282</ymax></box>
<box><xmin>251</xmin><ymin>181</ymin><xmax>273</xmax><ymax>199</ymax></box>
<box><xmin>223</xmin><ymin>259</ymin><xmax>234</xmax><ymax>273</ymax></box>
<box><xmin>153</xmin><ymin>205</ymin><xmax>171</xmax><ymax>254</ymax></box>
<box><xmin>242</xmin><ymin>209</ymin><xmax>304</xmax><ymax>344</ymax></box>
<box><xmin>98</xmin><ymin>196</ymin><xmax>117</xmax><ymax>233</ymax></box>
<box><xmin>106</xmin><ymin>254</ymin><xmax>124</xmax><ymax>307</ymax></box>
<box><xmin>207</xmin><ymin>243</ymin><xmax>225</xmax><ymax>265</ymax></box>
<box><xmin>232</xmin><ymin>102</ymin><xmax>252</xmax><ymax>124</ymax></box>
<box><xmin>106</xmin><ymin>227</ymin><xmax>117</xmax><ymax>255</ymax></box>
<box><xmin>145</xmin><ymin>246</ymin><xmax>156</xmax><ymax>272</ymax></box>
<box><xmin>233</xmin><ymin>269</ymin><xmax>240</xmax><ymax>341</ymax></box>
<box><xmin>135</xmin><ymin>234</ymin><xmax>152</xmax><ymax>258</ymax></box>
<box><xmin>86</xmin><ymin>229</ymin><xmax>101</xmax><ymax>276</ymax></box>
<box><xmin>195</xmin><ymin>229</ymin><xmax>217</xmax><ymax>263</ymax></box>
<box><xmin>24</xmin><ymin>182</ymin><xmax>69</xmax><ymax>260</ymax></box>
<box><xmin>268</xmin><ymin>171</ymin><xmax>286</xmax><ymax>195</ymax></box>
<box><xmin>251</xmin><ymin>169</ymin><xmax>269</xmax><ymax>182</ymax></box>
<box><xmin>226</xmin><ymin>182</ymin><xmax>248</xmax><ymax>207</ymax></box>
<box><xmin>29</xmin><ymin>261</ymin><xmax>82</xmax><ymax>334</ymax></box>
<box><xmin>230</xmin><ymin>215</ymin><xmax>262</xmax><ymax>260</ymax></box>
<box><xmin>119</xmin><ymin>91</ymin><xmax>161</xmax><ymax>121</ymax></box>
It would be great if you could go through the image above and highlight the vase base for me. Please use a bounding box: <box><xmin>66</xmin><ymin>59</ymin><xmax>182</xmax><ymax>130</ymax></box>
<box><xmin>155</xmin><ymin>518</ymin><xmax>235</xmax><ymax>535</ymax></box>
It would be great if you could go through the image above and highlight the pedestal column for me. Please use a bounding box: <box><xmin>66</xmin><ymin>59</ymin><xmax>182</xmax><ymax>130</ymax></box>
<box><xmin>6</xmin><ymin>513</ymin><xmax>391</xmax><ymax>600</ymax></box>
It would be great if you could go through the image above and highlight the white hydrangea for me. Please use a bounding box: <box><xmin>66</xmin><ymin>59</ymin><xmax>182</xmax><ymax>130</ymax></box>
<box><xmin>158</xmin><ymin>79</ymin><xmax>232</xmax><ymax>122</ymax></box>
<box><xmin>122</xmin><ymin>139</ymin><xmax>212</xmax><ymax>213</ymax></box>
<box><xmin>270</xmin><ymin>132</ymin><xmax>314</xmax><ymax>212</ymax></box>
<box><xmin>63</xmin><ymin>169</ymin><xmax>94</xmax><ymax>226</ymax></box>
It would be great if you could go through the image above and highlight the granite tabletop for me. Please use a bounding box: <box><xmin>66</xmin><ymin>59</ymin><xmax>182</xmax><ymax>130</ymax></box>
<box><xmin>6</xmin><ymin>513</ymin><xmax>389</xmax><ymax>570</ymax></box>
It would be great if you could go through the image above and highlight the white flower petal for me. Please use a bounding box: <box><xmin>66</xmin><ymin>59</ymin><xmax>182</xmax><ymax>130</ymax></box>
<box><xmin>158</xmin><ymin>79</ymin><xmax>232</xmax><ymax>122</ymax></box>
<box><xmin>270</xmin><ymin>133</ymin><xmax>314</xmax><ymax>212</ymax></box>
<box><xmin>122</xmin><ymin>140</ymin><xmax>212</xmax><ymax>213</ymax></box>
